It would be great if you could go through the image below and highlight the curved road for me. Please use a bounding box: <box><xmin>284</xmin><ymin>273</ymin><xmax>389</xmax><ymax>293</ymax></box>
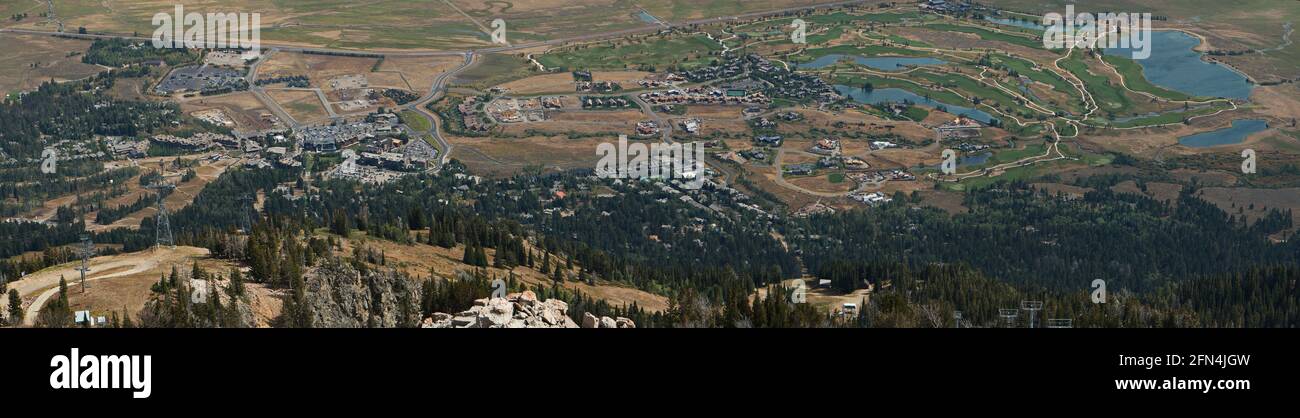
<box><xmin>405</xmin><ymin>52</ymin><xmax>476</xmax><ymax>167</ymax></box>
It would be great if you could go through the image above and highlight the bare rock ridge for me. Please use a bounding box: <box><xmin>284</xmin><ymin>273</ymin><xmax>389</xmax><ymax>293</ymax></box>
<box><xmin>304</xmin><ymin>259</ymin><xmax>421</xmax><ymax>328</ymax></box>
<box><xmin>422</xmin><ymin>290</ymin><xmax>636</xmax><ymax>329</ymax></box>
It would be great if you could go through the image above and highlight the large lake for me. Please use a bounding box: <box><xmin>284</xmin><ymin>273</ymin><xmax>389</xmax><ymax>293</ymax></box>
<box><xmin>1178</xmin><ymin>119</ymin><xmax>1269</xmax><ymax>148</ymax></box>
<box><xmin>984</xmin><ymin>18</ymin><xmax>1253</xmax><ymax>99</ymax></box>
<box><xmin>800</xmin><ymin>54</ymin><xmax>946</xmax><ymax>71</ymax></box>
<box><xmin>1107</xmin><ymin>30</ymin><xmax>1253</xmax><ymax>99</ymax></box>
<box><xmin>835</xmin><ymin>85</ymin><xmax>996</xmax><ymax>124</ymax></box>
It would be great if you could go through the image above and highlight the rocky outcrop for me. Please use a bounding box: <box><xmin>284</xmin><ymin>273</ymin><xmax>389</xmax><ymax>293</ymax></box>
<box><xmin>302</xmin><ymin>259</ymin><xmax>420</xmax><ymax>328</ymax></box>
<box><xmin>422</xmin><ymin>290</ymin><xmax>635</xmax><ymax>329</ymax></box>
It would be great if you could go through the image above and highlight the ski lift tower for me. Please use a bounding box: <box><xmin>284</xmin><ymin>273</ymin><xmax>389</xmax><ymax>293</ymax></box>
<box><xmin>1020</xmin><ymin>300</ymin><xmax>1043</xmax><ymax>329</ymax></box>
<box><xmin>146</xmin><ymin>182</ymin><xmax>176</xmax><ymax>250</ymax></box>
<box><xmin>999</xmin><ymin>308</ymin><xmax>1019</xmax><ymax>328</ymax></box>
<box><xmin>76</xmin><ymin>234</ymin><xmax>93</xmax><ymax>293</ymax></box>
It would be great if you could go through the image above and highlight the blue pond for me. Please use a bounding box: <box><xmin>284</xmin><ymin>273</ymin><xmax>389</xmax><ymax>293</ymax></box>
<box><xmin>961</xmin><ymin>152</ymin><xmax>992</xmax><ymax>166</ymax></box>
<box><xmin>985</xmin><ymin>17</ymin><xmax>1046</xmax><ymax>31</ymax></box>
<box><xmin>834</xmin><ymin>85</ymin><xmax>996</xmax><ymax>124</ymax></box>
<box><xmin>800</xmin><ymin>54</ymin><xmax>946</xmax><ymax>71</ymax></box>
<box><xmin>1178</xmin><ymin>119</ymin><xmax>1268</xmax><ymax>148</ymax></box>
<box><xmin>1107</xmin><ymin>31</ymin><xmax>1253</xmax><ymax>99</ymax></box>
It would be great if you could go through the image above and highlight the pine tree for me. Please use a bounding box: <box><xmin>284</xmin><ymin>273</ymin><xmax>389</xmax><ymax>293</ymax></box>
<box><xmin>228</xmin><ymin>268</ymin><xmax>245</xmax><ymax>298</ymax></box>
<box><xmin>209</xmin><ymin>277</ymin><xmax>223</xmax><ymax>327</ymax></box>
<box><xmin>57</xmin><ymin>276</ymin><xmax>69</xmax><ymax>308</ymax></box>
<box><xmin>7</xmin><ymin>289</ymin><xmax>23</xmax><ymax>325</ymax></box>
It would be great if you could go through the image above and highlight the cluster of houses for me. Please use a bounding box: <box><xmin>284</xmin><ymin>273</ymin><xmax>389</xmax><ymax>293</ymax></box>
<box><xmin>297</xmin><ymin>114</ymin><xmax>403</xmax><ymax>152</ymax></box>
<box><xmin>920</xmin><ymin>0</ymin><xmax>978</xmax><ymax>15</ymax></box>
<box><xmin>486</xmin><ymin>97</ymin><xmax>556</xmax><ymax>123</ymax></box>
<box><xmin>457</xmin><ymin>97</ymin><xmax>489</xmax><ymax>132</ymax></box>
<box><xmin>150</xmin><ymin>132</ymin><xmax>235</xmax><ymax>150</ymax></box>
<box><xmin>581</xmin><ymin>96</ymin><xmax>634</xmax><ymax>109</ymax></box>
<box><xmin>746</xmin><ymin>54</ymin><xmax>838</xmax><ymax>103</ymax></box>
<box><xmin>105</xmin><ymin>137</ymin><xmax>150</xmax><ymax>159</ymax></box>
<box><xmin>637</xmin><ymin>87</ymin><xmax>771</xmax><ymax>106</ymax></box>
<box><xmin>955</xmin><ymin>141</ymin><xmax>991</xmax><ymax>153</ymax></box>
<box><xmin>847</xmin><ymin>168</ymin><xmax>916</xmax><ymax>184</ymax></box>
<box><xmin>576</xmin><ymin>81</ymin><xmax>622</xmax><ymax>93</ymax></box>
<box><xmin>679</xmin><ymin>58</ymin><xmax>747</xmax><ymax>82</ymax></box>
<box><xmin>666</xmin><ymin>54</ymin><xmax>835</xmax><ymax>105</ymax></box>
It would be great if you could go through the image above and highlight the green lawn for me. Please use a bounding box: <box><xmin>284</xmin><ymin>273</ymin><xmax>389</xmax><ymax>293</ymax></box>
<box><xmin>922</xmin><ymin>23</ymin><xmax>1046</xmax><ymax>49</ymax></box>
<box><xmin>912</xmin><ymin>70</ymin><xmax>1030</xmax><ymax>115</ymax></box>
<box><xmin>792</xmin><ymin>44</ymin><xmax>927</xmax><ymax>62</ymax></box>
<box><xmin>902</xmin><ymin>106</ymin><xmax>930</xmax><ymax>122</ymax></box>
<box><xmin>1058</xmin><ymin>52</ymin><xmax>1133</xmax><ymax>117</ymax></box>
<box><xmin>401</xmin><ymin>110</ymin><xmax>432</xmax><ymax>132</ymax></box>
<box><xmin>990</xmin><ymin>54</ymin><xmax>1078</xmax><ymax>99</ymax></box>
<box><xmin>1107</xmin><ymin>102</ymin><xmax>1232</xmax><ymax>128</ymax></box>
<box><xmin>1101</xmin><ymin>55</ymin><xmax>1194</xmax><ymax>101</ymax></box>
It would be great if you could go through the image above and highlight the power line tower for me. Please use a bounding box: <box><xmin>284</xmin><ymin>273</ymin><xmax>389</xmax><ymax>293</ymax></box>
<box><xmin>1046</xmin><ymin>319</ymin><xmax>1074</xmax><ymax>329</ymax></box>
<box><xmin>146</xmin><ymin>182</ymin><xmax>176</xmax><ymax>250</ymax></box>
<box><xmin>999</xmin><ymin>308</ymin><xmax>1019</xmax><ymax>328</ymax></box>
<box><xmin>76</xmin><ymin>234</ymin><xmax>93</xmax><ymax>293</ymax></box>
<box><xmin>953</xmin><ymin>310</ymin><xmax>963</xmax><ymax>329</ymax></box>
<box><xmin>1020</xmin><ymin>300</ymin><xmax>1043</xmax><ymax>329</ymax></box>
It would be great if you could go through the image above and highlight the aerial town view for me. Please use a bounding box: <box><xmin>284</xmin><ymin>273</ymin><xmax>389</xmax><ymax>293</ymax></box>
<box><xmin>5</xmin><ymin>0</ymin><xmax>1300</xmax><ymax>401</ymax></box>
<box><xmin>0</xmin><ymin>0</ymin><xmax>1298</xmax><ymax>335</ymax></box>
